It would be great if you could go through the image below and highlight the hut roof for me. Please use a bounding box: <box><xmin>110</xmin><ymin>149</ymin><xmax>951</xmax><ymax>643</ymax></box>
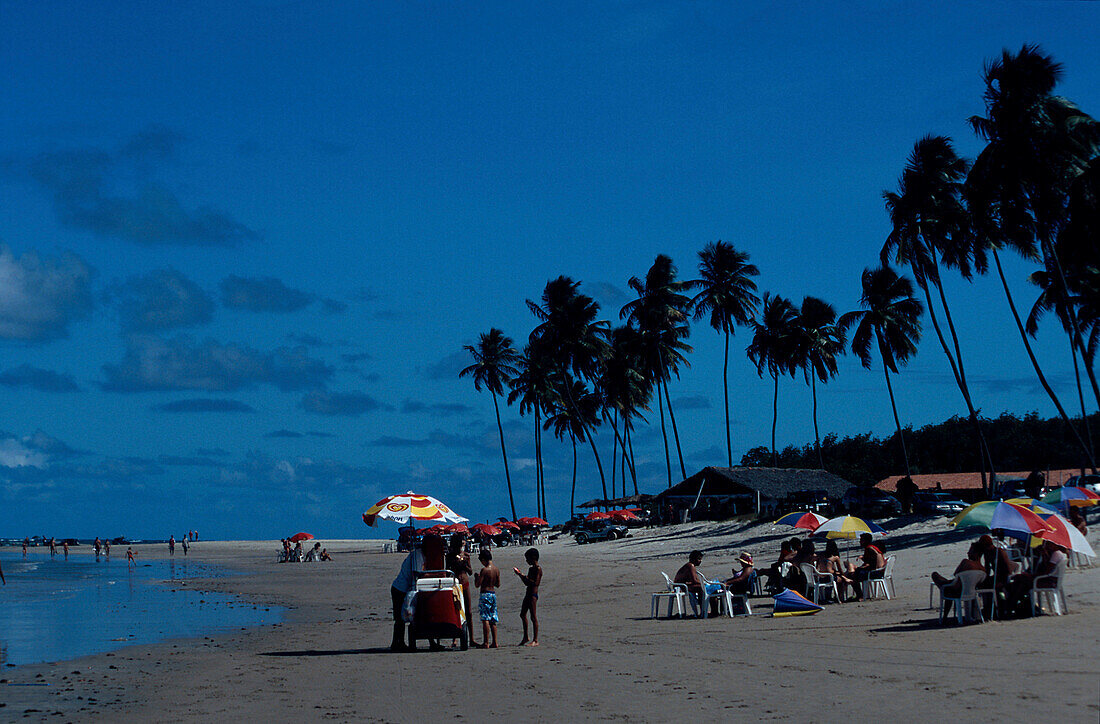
<box><xmin>657</xmin><ymin>466</ymin><xmax>853</xmax><ymax>501</ymax></box>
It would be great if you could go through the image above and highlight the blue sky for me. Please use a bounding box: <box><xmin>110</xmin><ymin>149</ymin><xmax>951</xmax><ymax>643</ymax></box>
<box><xmin>1</xmin><ymin>2</ymin><xmax>1098</xmax><ymax>539</ymax></box>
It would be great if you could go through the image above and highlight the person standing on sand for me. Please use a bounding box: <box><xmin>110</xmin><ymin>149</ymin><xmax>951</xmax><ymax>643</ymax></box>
<box><xmin>93</xmin><ymin>537</ymin><xmax>101</xmax><ymax>558</ymax></box>
<box><xmin>389</xmin><ymin>544</ymin><xmax>425</xmax><ymax>652</ymax></box>
<box><xmin>447</xmin><ymin>535</ymin><xmax>477</xmax><ymax>647</ymax></box>
<box><xmin>474</xmin><ymin>549</ymin><xmax>500</xmax><ymax>648</ymax></box>
<box><xmin>62</xmin><ymin>541</ymin><xmax>68</xmax><ymax>558</ymax></box>
<box><xmin>181</xmin><ymin>536</ymin><xmax>189</xmax><ymax>555</ymax></box>
<box><xmin>23</xmin><ymin>538</ymin><xmax>28</xmax><ymax>557</ymax></box>
<box><xmin>49</xmin><ymin>538</ymin><xmax>57</xmax><ymax>556</ymax></box>
<box><xmin>169</xmin><ymin>536</ymin><xmax>175</xmax><ymax>556</ymax></box>
<box><xmin>126</xmin><ymin>547</ymin><xmax>136</xmax><ymax>569</ymax></box>
<box><xmin>514</xmin><ymin>548</ymin><xmax>542</xmax><ymax>646</ymax></box>
<box><xmin>104</xmin><ymin>540</ymin><xmax>110</xmax><ymax>557</ymax></box>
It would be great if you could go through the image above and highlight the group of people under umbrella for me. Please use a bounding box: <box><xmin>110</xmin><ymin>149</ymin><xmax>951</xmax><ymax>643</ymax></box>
<box><xmin>767</xmin><ymin>487</ymin><xmax>1096</xmax><ymax>621</ymax></box>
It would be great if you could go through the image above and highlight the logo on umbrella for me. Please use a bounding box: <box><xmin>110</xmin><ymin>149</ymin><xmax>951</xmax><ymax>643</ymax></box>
<box><xmin>387</xmin><ymin>503</ymin><xmax>410</xmax><ymax>512</ymax></box>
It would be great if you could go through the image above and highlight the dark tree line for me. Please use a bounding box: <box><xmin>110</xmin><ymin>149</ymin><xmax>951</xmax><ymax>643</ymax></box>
<box><xmin>741</xmin><ymin>410</ymin><xmax>1100</xmax><ymax>488</ymax></box>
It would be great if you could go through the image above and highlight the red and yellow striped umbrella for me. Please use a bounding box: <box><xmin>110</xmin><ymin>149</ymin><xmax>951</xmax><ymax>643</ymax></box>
<box><xmin>362</xmin><ymin>491</ymin><xmax>468</xmax><ymax>527</ymax></box>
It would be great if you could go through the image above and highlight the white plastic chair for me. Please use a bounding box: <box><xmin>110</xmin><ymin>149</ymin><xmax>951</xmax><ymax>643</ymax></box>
<box><xmin>1029</xmin><ymin>556</ymin><xmax>1069</xmax><ymax>616</ymax></box>
<box><xmin>801</xmin><ymin>563</ymin><xmax>839</xmax><ymax>605</ymax></box>
<box><xmin>937</xmin><ymin>569</ymin><xmax>986</xmax><ymax>625</ymax></box>
<box><xmin>698</xmin><ymin>573</ymin><xmax>734</xmax><ymax>618</ymax></box>
<box><xmin>862</xmin><ymin>555</ymin><xmax>896</xmax><ymax>600</ymax></box>
<box><xmin>652</xmin><ymin>572</ymin><xmax>689</xmax><ymax>618</ymax></box>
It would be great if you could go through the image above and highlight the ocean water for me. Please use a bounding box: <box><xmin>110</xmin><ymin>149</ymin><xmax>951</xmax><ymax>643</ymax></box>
<box><xmin>0</xmin><ymin>551</ymin><xmax>282</xmax><ymax>666</ymax></box>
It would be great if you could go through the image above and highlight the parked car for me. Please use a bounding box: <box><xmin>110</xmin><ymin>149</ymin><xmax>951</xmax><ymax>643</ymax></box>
<box><xmin>1065</xmin><ymin>474</ymin><xmax>1100</xmax><ymax>495</ymax></box>
<box><xmin>573</xmin><ymin>521</ymin><xmax>628</xmax><ymax>544</ymax></box>
<box><xmin>841</xmin><ymin>487</ymin><xmax>901</xmax><ymax>517</ymax></box>
<box><xmin>912</xmin><ymin>491</ymin><xmax>968</xmax><ymax>516</ymax></box>
<box><xmin>777</xmin><ymin>489</ymin><xmax>833</xmax><ymax>516</ymax></box>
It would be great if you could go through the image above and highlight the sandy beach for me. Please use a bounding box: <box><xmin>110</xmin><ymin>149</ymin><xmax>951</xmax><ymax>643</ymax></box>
<box><xmin>4</xmin><ymin>519</ymin><xmax>1099</xmax><ymax>723</ymax></box>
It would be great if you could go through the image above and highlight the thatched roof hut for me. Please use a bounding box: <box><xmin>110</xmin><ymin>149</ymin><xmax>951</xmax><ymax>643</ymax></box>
<box><xmin>656</xmin><ymin>466</ymin><xmax>854</xmax><ymax>515</ymax></box>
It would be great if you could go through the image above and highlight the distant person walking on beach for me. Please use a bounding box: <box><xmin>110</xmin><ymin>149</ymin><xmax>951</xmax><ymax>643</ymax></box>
<box><xmin>474</xmin><ymin>549</ymin><xmax>500</xmax><ymax>649</ymax></box>
<box><xmin>514</xmin><ymin>548</ymin><xmax>542</xmax><ymax>646</ymax></box>
<box><xmin>127</xmin><ymin>547</ymin><xmax>136</xmax><ymax>569</ymax></box>
<box><xmin>93</xmin><ymin>537</ymin><xmax>101</xmax><ymax>558</ymax></box>
<box><xmin>62</xmin><ymin>541</ymin><xmax>69</xmax><ymax>558</ymax></box>
<box><xmin>104</xmin><ymin>540</ymin><xmax>110</xmax><ymax>557</ymax></box>
<box><xmin>169</xmin><ymin>535</ymin><xmax>175</xmax><ymax>556</ymax></box>
<box><xmin>23</xmin><ymin>537</ymin><xmax>28</xmax><ymax>556</ymax></box>
<box><xmin>181</xmin><ymin>536</ymin><xmax>189</xmax><ymax>555</ymax></box>
<box><xmin>49</xmin><ymin>538</ymin><xmax>57</xmax><ymax>556</ymax></box>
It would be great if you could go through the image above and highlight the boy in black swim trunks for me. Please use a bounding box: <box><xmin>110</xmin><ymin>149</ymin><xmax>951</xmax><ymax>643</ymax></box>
<box><xmin>514</xmin><ymin>547</ymin><xmax>542</xmax><ymax>646</ymax></box>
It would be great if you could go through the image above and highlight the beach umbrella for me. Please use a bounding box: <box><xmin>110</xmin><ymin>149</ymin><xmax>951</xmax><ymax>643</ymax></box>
<box><xmin>444</xmin><ymin>523</ymin><xmax>469</xmax><ymax>534</ymax></box>
<box><xmin>515</xmin><ymin>517</ymin><xmax>548</xmax><ymax>527</ymax></box>
<box><xmin>498</xmin><ymin>521</ymin><xmax>520</xmax><ymax>531</ymax></box>
<box><xmin>773</xmin><ymin>511</ymin><xmax>827</xmax><ymax>532</ymax></box>
<box><xmin>362</xmin><ymin>491</ymin><xmax>469</xmax><ymax>527</ymax></box>
<box><xmin>772</xmin><ymin>589</ymin><xmax>823</xmax><ymax>617</ymax></box>
<box><xmin>586</xmin><ymin>511</ymin><xmax>611</xmax><ymax>521</ymax></box>
<box><xmin>1004</xmin><ymin>497</ymin><xmax>1058</xmax><ymax>514</ymax></box>
<box><xmin>288</xmin><ymin>532</ymin><xmax>314</xmax><ymax>543</ymax></box>
<box><xmin>1041</xmin><ymin>486</ymin><xmax>1100</xmax><ymax>509</ymax></box>
<box><xmin>610</xmin><ymin>509</ymin><xmax>639</xmax><ymax>521</ymax></box>
<box><xmin>1034</xmin><ymin>513</ymin><xmax>1095</xmax><ymax>557</ymax></box>
<box><xmin>949</xmin><ymin>501</ymin><xmax>1052</xmax><ymax>539</ymax></box>
<box><xmin>471</xmin><ymin>523</ymin><xmax>502</xmax><ymax>537</ymax></box>
<box><xmin>811</xmin><ymin>515</ymin><xmax>886</xmax><ymax>540</ymax></box>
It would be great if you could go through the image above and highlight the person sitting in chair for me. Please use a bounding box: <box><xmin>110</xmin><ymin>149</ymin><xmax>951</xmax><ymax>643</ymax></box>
<box><xmin>845</xmin><ymin>533</ymin><xmax>885</xmax><ymax>601</ymax></box>
<box><xmin>674</xmin><ymin>550</ymin><xmax>710</xmax><ymax>615</ymax></box>
<box><xmin>724</xmin><ymin>551</ymin><xmax>756</xmax><ymax>601</ymax></box>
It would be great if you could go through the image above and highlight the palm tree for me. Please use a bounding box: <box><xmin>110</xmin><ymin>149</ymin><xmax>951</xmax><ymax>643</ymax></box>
<box><xmin>1057</xmin><ymin>157</ymin><xmax>1100</xmax><ymax>410</ymax></box>
<box><xmin>460</xmin><ymin>328</ymin><xmax>520</xmax><ymax>520</ymax></box>
<box><xmin>689</xmin><ymin>241</ymin><xmax>760</xmax><ymax>466</ymax></box>
<box><xmin>527</xmin><ymin>277</ymin><xmax>610</xmax><ymax>498</ymax></box>
<box><xmin>543</xmin><ymin>378</ymin><xmax>603</xmax><ymax>518</ymax></box>
<box><xmin>746</xmin><ymin>293</ymin><xmax>798</xmax><ymax>467</ymax></box>
<box><xmin>508</xmin><ymin>343</ymin><xmax>557</xmax><ymax>519</ymax></box>
<box><xmin>882</xmin><ymin>135</ymin><xmax>995</xmax><ymax>491</ymax></box>
<box><xmin>838</xmin><ymin>266</ymin><xmax>923</xmax><ymax>477</ymax></box>
<box><xmin>965</xmin><ymin>44</ymin><xmax>1098</xmax><ymax>470</ymax></box>
<box><xmin>791</xmin><ymin>297</ymin><xmax>846</xmax><ymax>470</ymax></box>
<box><xmin>597</xmin><ymin>326</ymin><xmax>653</xmax><ymax>497</ymax></box>
<box><xmin>620</xmin><ymin>255</ymin><xmax>693</xmax><ymax>486</ymax></box>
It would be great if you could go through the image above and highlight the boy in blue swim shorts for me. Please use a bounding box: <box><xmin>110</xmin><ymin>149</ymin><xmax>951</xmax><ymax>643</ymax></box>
<box><xmin>474</xmin><ymin>549</ymin><xmax>500</xmax><ymax>648</ymax></box>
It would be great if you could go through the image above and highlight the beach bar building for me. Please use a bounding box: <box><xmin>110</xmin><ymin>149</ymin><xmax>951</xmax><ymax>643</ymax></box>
<box><xmin>656</xmin><ymin>466</ymin><xmax>854</xmax><ymax>520</ymax></box>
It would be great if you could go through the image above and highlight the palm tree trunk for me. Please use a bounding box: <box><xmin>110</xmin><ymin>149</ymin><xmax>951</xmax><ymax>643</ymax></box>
<box><xmin>771</xmin><ymin>370</ymin><xmax>779</xmax><ymax>467</ymax></box>
<box><xmin>492</xmin><ymin>391</ymin><xmax>517</xmax><ymax>520</ymax></box>
<box><xmin>662</xmin><ymin>373</ymin><xmax>688</xmax><ymax>481</ymax></box>
<box><xmin>584</xmin><ymin>427</ymin><xmax>608</xmax><ymax>501</ymax></box>
<box><xmin>723</xmin><ymin>327</ymin><xmax>732</xmax><ymax>467</ymax></box>
<box><xmin>931</xmin><ymin>268</ymin><xmax>998</xmax><ymax>483</ymax></box>
<box><xmin>532</xmin><ymin>412</ymin><xmax>541</xmax><ymax>518</ymax></box>
<box><xmin>811</xmin><ymin>374</ymin><xmax>824</xmax><ymax>470</ymax></box>
<box><xmin>881</xmin><ymin>355</ymin><xmax>912</xmax><ymax>478</ymax></box>
<box><xmin>916</xmin><ymin>276</ymin><xmax>992</xmax><ymax>493</ymax></box>
<box><xmin>656</xmin><ymin>376</ymin><xmax>672</xmax><ymax>487</ymax></box>
<box><xmin>1070</xmin><ymin>333</ymin><xmax>1095</xmax><ymax>471</ymax></box>
<box><xmin>610</xmin><ymin>409</ymin><xmax>620</xmax><ymax>501</ymax></box>
<box><xmin>1074</xmin><ymin>322</ymin><xmax>1100</xmax><ymax>417</ymax></box>
<box><xmin>626</xmin><ymin>424</ymin><xmax>639</xmax><ymax>494</ymax></box>
<box><xmin>992</xmin><ymin>248</ymin><xmax>1096</xmax><ymax>469</ymax></box>
<box><xmin>569</xmin><ymin>433</ymin><xmax>577</xmax><ymax>518</ymax></box>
